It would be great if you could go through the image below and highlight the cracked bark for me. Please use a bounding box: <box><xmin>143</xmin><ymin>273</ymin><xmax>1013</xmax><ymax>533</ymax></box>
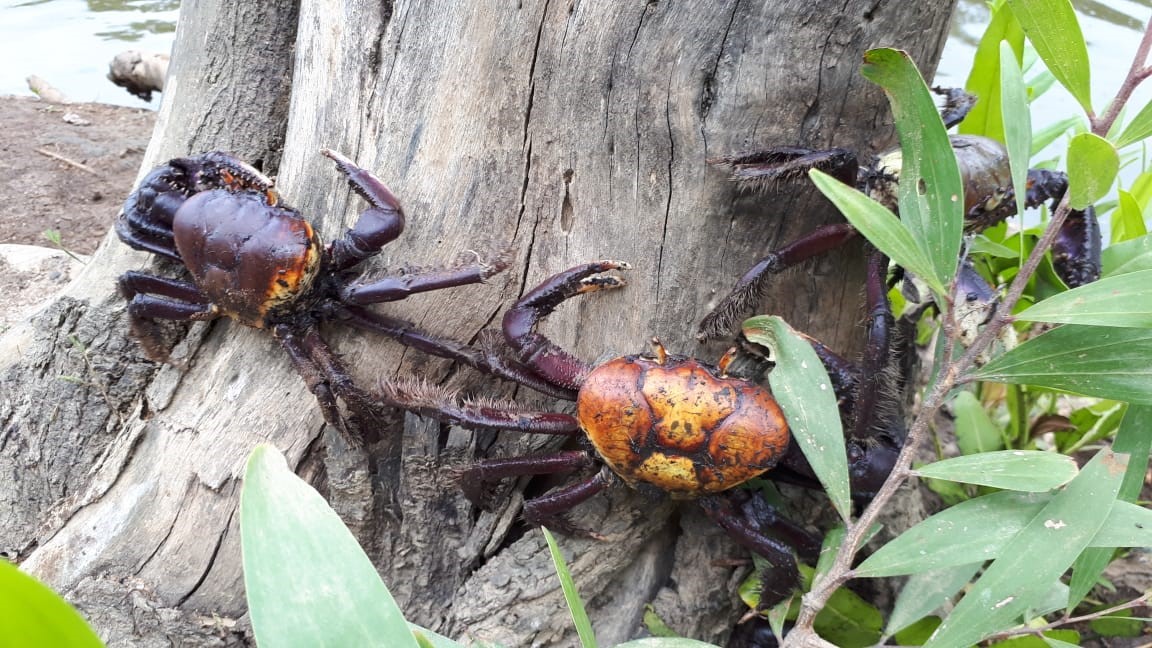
<box><xmin>0</xmin><ymin>1</ymin><xmax>956</xmax><ymax>646</ymax></box>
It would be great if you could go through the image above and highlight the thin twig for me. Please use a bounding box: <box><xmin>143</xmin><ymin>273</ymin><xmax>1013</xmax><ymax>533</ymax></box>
<box><xmin>985</xmin><ymin>594</ymin><xmax>1149</xmax><ymax>641</ymax></box>
<box><xmin>35</xmin><ymin>147</ymin><xmax>102</xmax><ymax>177</ymax></box>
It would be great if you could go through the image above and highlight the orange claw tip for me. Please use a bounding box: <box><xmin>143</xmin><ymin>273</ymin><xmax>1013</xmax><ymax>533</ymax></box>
<box><xmin>716</xmin><ymin>347</ymin><xmax>738</xmax><ymax>376</ymax></box>
<box><xmin>649</xmin><ymin>337</ymin><xmax>668</xmax><ymax>364</ymax></box>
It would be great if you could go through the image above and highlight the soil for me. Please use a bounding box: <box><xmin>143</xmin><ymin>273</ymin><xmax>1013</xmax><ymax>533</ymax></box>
<box><xmin>0</xmin><ymin>95</ymin><xmax>155</xmax><ymax>255</ymax></box>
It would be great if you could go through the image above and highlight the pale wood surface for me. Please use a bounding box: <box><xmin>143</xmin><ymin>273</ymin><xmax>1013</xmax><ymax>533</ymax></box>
<box><xmin>0</xmin><ymin>1</ymin><xmax>957</xmax><ymax>645</ymax></box>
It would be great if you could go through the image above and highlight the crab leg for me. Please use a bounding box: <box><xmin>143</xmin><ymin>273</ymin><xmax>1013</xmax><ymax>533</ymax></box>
<box><xmin>322</xmin><ymin>149</ymin><xmax>407</xmax><ymax>272</ymax></box>
<box><xmin>377</xmin><ymin>378</ymin><xmax>579</xmax><ymax>435</ymax></box>
<box><xmin>502</xmin><ymin>260</ymin><xmax>630</xmax><ymax>391</ymax></box>
<box><xmin>341</xmin><ymin>306</ymin><xmax>576</xmax><ymax>400</ymax></box>
<box><xmin>340</xmin><ymin>257</ymin><xmax>508</xmax><ymax>305</ymax></box>
<box><xmin>697</xmin><ymin>223</ymin><xmax>858</xmax><ymax>339</ymax></box>
<box><xmin>698</xmin><ymin>490</ymin><xmax>818</xmax><ymax>608</ymax></box>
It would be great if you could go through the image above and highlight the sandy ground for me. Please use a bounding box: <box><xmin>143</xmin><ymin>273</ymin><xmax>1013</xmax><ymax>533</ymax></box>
<box><xmin>0</xmin><ymin>95</ymin><xmax>155</xmax><ymax>255</ymax></box>
<box><xmin>0</xmin><ymin>95</ymin><xmax>154</xmax><ymax>330</ymax></box>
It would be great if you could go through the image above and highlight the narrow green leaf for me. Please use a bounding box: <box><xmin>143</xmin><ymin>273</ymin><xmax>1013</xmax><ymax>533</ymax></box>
<box><xmin>1016</xmin><ymin>269</ymin><xmax>1152</xmax><ymax>327</ymax></box>
<box><xmin>1087</xmin><ymin>501</ymin><xmax>1152</xmax><ymax>547</ymax></box>
<box><xmin>961</xmin><ymin>1</ymin><xmax>1025</xmax><ymax>140</ymax></box>
<box><xmin>808</xmin><ymin>169</ymin><xmax>947</xmax><ymax>297</ymax></box>
<box><xmin>1067</xmin><ymin>133</ymin><xmax>1119</xmax><ymax>210</ymax></box>
<box><xmin>953</xmin><ymin>391</ymin><xmax>1006</xmax><ymax>455</ymax></box>
<box><xmin>1115</xmin><ymin>99</ymin><xmax>1152</xmax><ymax>148</ymax></box>
<box><xmin>743</xmin><ymin>315</ymin><xmax>851</xmax><ymax>520</ymax></box>
<box><xmin>1110</xmin><ymin>190</ymin><xmax>1147</xmax><ymax>245</ymax></box>
<box><xmin>1103</xmin><ymin>232</ymin><xmax>1152</xmax><ymax>276</ymax></box>
<box><xmin>1069</xmin><ymin>404</ymin><xmax>1152</xmax><ymax>607</ymax></box>
<box><xmin>1006</xmin><ymin>0</ymin><xmax>1092</xmax><ymax>113</ymax></box>
<box><xmin>857</xmin><ymin>490</ymin><xmax>1150</xmax><ymax>578</ymax></box>
<box><xmin>814</xmin><ymin>587</ymin><xmax>884</xmax><ymax>648</ymax></box>
<box><xmin>1131</xmin><ymin>170</ymin><xmax>1152</xmax><ymax>208</ymax></box>
<box><xmin>241</xmin><ymin>445</ymin><xmax>419</xmax><ymax>648</ymax></box>
<box><xmin>912</xmin><ymin>450</ymin><xmax>1078</xmax><ymax>491</ymax></box>
<box><xmin>884</xmin><ymin>562</ymin><xmax>982</xmax><ymax>637</ymax></box>
<box><xmin>0</xmin><ymin>561</ymin><xmax>104</xmax><ymax>648</ymax></box>
<box><xmin>862</xmin><ymin>48</ymin><xmax>964</xmax><ymax>287</ymax></box>
<box><xmin>1030</xmin><ymin>116</ymin><xmax>1082</xmax><ymax>156</ymax></box>
<box><xmin>975</xmin><ymin>325</ymin><xmax>1152</xmax><ymax>403</ymax></box>
<box><xmin>1000</xmin><ymin>40</ymin><xmax>1032</xmax><ymax>221</ymax></box>
<box><xmin>542</xmin><ymin>528</ymin><xmax>597</xmax><ymax>648</ymax></box>
<box><xmin>857</xmin><ymin>491</ymin><xmax>1048</xmax><ymax>577</ymax></box>
<box><xmin>925</xmin><ymin>449</ymin><xmax>1127</xmax><ymax>647</ymax></box>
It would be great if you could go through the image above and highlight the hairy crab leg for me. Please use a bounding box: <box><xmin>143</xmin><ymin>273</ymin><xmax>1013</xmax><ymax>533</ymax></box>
<box><xmin>697</xmin><ymin>222</ymin><xmax>858</xmax><ymax>340</ymax></box>
<box><xmin>340</xmin><ymin>306</ymin><xmax>576</xmax><ymax>400</ymax></box>
<box><xmin>376</xmin><ymin>377</ymin><xmax>580</xmax><ymax>435</ymax></box>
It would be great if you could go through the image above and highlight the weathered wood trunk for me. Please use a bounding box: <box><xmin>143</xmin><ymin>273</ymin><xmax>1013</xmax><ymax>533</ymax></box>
<box><xmin>0</xmin><ymin>1</ymin><xmax>957</xmax><ymax>645</ymax></box>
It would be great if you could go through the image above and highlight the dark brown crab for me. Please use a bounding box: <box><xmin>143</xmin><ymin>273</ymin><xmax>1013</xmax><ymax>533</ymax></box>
<box><xmin>377</xmin><ymin>260</ymin><xmax>905</xmax><ymax>606</ymax></box>
<box><xmin>697</xmin><ymin>87</ymin><xmax>1101</xmax><ymax>341</ymax></box>
<box><xmin>115</xmin><ymin>149</ymin><xmax>516</xmax><ymax>440</ymax></box>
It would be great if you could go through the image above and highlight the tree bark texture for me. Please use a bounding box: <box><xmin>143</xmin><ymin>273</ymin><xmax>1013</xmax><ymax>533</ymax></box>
<box><xmin>0</xmin><ymin>1</ymin><xmax>957</xmax><ymax>646</ymax></box>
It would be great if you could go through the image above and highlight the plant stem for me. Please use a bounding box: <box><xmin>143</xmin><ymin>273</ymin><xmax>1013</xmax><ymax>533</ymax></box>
<box><xmin>984</xmin><ymin>594</ymin><xmax>1149</xmax><ymax>641</ymax></box>
<box><xmin>1093</xmin><ymin>19</ymin><xmax>1152</xmax><ymax>136</ymax></box>
<box><xmin>784</xmin><ymin>16</ymin><xmax>1152</xmax><ymax>643</ymax></box>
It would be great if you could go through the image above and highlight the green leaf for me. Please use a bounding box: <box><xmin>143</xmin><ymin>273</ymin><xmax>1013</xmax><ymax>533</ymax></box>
<box><xmin>1087</xmin><ymin>501</ymin><xmax>1152</xmax><ymax>547</ymax></box>
<box><xmin>1067</xmin><ymin>133</ymin><xmax>1119</xmax><ymax>210</ymax></box>
<box><xmin>924</xmin><ymin>449</ymin><xmax>1127</xmax><ymax>647</ymax></box>
<box><xmin>893</xmin><ymin>617</ymin><xmax>942</xmax><ymax>646</ymax></box>
<box><xmin>961</xmin><ymin>1</ymin><xmax>1025</xmax><ymax>140</ymax></box>
<box><xmin>1103</xmin><ymin>232</ymin><xmax>1152</xmax><ymax>276</ymax></box>
<box><xmin>1089</xmin><ymin>608</ymin><xmax>1144</xmax><ymax>637</ymax></box>
<box><xmin>953</xmin><ymin>391</ymin><xmax>1006</xmax><ymax>455</ymax></box>
<box><xmin>0</xmin><ymin>560</ymin><xmax>104</xmax><ymax>648</ymax></box>
<box><xmin>814</xmin><ymin>587</ymin><xmax>884</xmax><ymax>648</ymax></box>
<box><xmin>1005</xmin><ymin>0</ymin><xmax>1092</xmax><ymax>113</ymax></box>
<box><xmin>241</xmin><ymin>445</ymin><xmax>420</xmax><ymax>648</ymax></box>
<box><xmin>884</xmin><ymin>562</ymin><xmax>982</xmax><ymax>637</ymax></box>
<box><xmin>912</xmin><ymin>450</ymin><xmax>1077</xmax><ymax>491</ymax></box>
<box><xmin>1110</xmin><ymin>190</ymin><xmax>1148</xmax><ymax>245</ymax></box>
<box><xmin>975</xmin><ymin>325</ymin><xmax>1152</xmax><ymax>403</ymax></box>
<box><xmin>1030</xmin><ymin>116</ymin><xmax>1081</xmax><ymax>155</ymax></box>
<box><xmin>856</xmin><ymin>491</ymin><xmax>1048</xmax><ymax>577</ymax></box>
<box><xmin>642</xmin><ymin>605</ymin><xmax>681</xmax><ymax>639</ymax></box>
<box><xmin>1070</xmin><ymin>404</ymin><xmax>1152</xmax><ymax>608</ymax></box>
<box><xmin>1115</xmin><ymin>99</ymin><xmax>1152</xmax><ymax>148</ymax></box>
<box><xmin>1000</xmin><ymin>40</ymin><xmax>1032</xmax><ymax>221</ymax></box>
<box><xmin>1016</xmin><ymin>269</ymin><xmax>1152</xmax><ymax>327</ymax></box>
<box><xmin>862</xmin><ymin>48</ymin><xmax>964</xmax><ymax>288</ymax></box>
<box><xmin>808</xmin><ymin>170</ymin><xmax>947</xmax><ymax>297</ymax></box>
<box><xmin>543</xmin><ymin>528</ymin><xmax>597</xmax><ymax>648</ymax></box>
<box><xmin>859</xmin><ymin>492</ymin><xmax>1152</xmax><ymax>579</ymax></box>
<box><xmin>743</xmin><ymin>315</ymin><xmax>851</xmax><ymax>520</ymax></box>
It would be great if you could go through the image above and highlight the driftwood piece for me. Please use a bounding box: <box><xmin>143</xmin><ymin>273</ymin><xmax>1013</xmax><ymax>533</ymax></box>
<box><xmin>0</xmin><ymin>1</ymin><xmax>958</xmax><ymax>646</ymax></box>
<box><xmin>107</xmin><ymin>50</ymin><xmax>171</xmax><ymax>102</ymax></box>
